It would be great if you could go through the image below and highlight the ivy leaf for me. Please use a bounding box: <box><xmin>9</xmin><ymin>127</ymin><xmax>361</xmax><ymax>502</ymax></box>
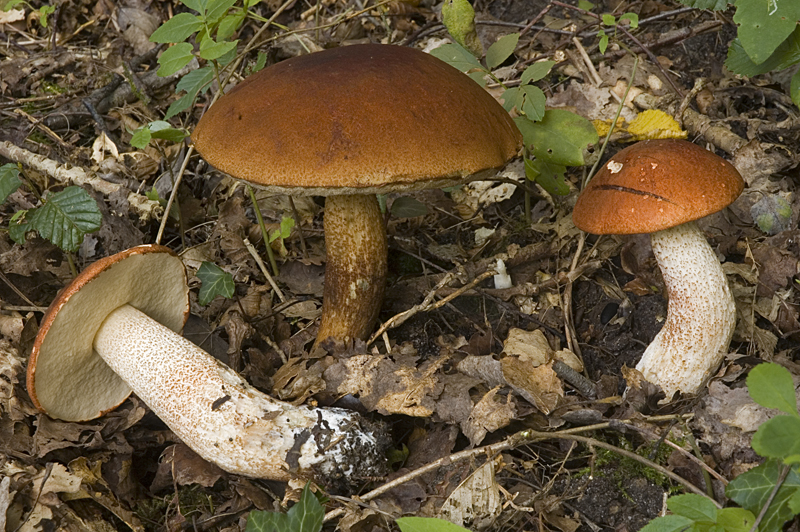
<box><xmin>149</xmin><ymin>12</ymin><xmax>203</xmax><ymax>43</ymax></box>
<box><xmin>246</xmin><ymin>483</ymin><xmax>324</xmax><ymax>532</ymax></box>
<box><xmin>157</xmin><ymin>43</ymin><xmax>194</xmax><ymax>76</ymax></box>
<box><xmin>486</xmin><ymin>32</ymin><xmax>519</xmax><ymax>70</ymax></box>
<box><xmin>197</xmin><ymin>262</ymin><xmax>234</xmax><ymax>306</ymax></box>
<box><xmin>747</xmin><ymin>363</ymin><xmax>798</xmax><ymax>415</ymax></box>
<box><xmin>638</xmin><ymin>514</ymin><xmax>696</xmax><ymax>532</ymax></box>
<box><xmin>727</xmin><ymin>460</ymin><xmax>800</xmax><ymax>532</ymax></box>
<box><xmin>27</xmin><ymin>186</ymin><xmax>102</xmax><ymax>252</ymax></box>
<box><xmin>0</xmin><ymin>163</ymin><xmax>22</xmax><ymax>204</ymax></box>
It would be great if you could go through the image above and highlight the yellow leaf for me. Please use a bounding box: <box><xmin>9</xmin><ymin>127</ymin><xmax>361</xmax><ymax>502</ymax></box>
<box><xmin>625</xmin><ymin>109</ymin><xmax>687</xmax><ymax>141</ymax></box>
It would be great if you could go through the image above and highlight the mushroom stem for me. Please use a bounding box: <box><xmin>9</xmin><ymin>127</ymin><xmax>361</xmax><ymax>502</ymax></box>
<box><xmin>317</xmin><ymin>194</ymin><xmax>388</xmax><ymax>345</ymax></box>
<box><xmin>635</xmin><ymin>222</ymin><xmax>736</xmax><ymax>397</ymax></box>
<box><xmin>94</xmin><ymin>304</ymin><xmax>386</xmax><ymax>482</ymax></box>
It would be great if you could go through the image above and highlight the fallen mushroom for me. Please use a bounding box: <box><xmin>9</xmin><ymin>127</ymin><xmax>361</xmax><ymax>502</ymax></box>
<box><xmin>27</xmin><ymin>245</ymin><xmax>387</xmax><ymax>484</ymax></box>
<box><xmin>572</xmin><ymin>139</ymin><xmax>744</xmax><ymax>398</ymax></box>
<box><xmin>192</xmin><ymin>44</ymin><xmax>521</xmax><ymax>345</ymax></box>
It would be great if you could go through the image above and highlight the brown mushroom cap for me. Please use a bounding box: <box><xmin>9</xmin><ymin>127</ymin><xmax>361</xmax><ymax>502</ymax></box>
<box><xmin>27</xmin><ymin>245</ymin><xmax>189</xmax><ymax>422</ymax></box>
<box><xmin>191</xmin><ymin>44</ymin><xmax>522</xmax><ymax>195</ymax></box>
<box><xmin>572</xmin><ymin>139</ymin><xmax>744</xmax><ymax>235</ymax></box>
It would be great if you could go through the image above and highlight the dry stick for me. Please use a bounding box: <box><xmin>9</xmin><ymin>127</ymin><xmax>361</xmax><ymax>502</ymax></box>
<box><xmin>155</xmin><ymin>145</ymin><xmax>194</xmax><ymax>246</ymax></box>
<box><xmin>368</xmin><ymin>269</ymin><xmax>496</xmax><ymax>345</ymax></box>
<box><xmin>323</xmin><ymin>416</ymin><xmax>715</xmax><ymax>522</ymax></box>
<box><xmin>243</xmin><ymin>237</ymin><xmax>285</xmax><ymax>302</ymax></box>
<box><xmin>0</xmin><ymin>141</ymin><xmax>161</xmax><ymax>221</ymax></box>
<box><xmin>550</xmin><ymin>0</ymin><xmax>684</xmax><ymax>98</ymax></box>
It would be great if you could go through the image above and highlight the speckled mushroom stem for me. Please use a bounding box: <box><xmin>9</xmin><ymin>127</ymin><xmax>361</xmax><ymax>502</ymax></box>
<box><xmin>94</xmin><ymin>304</ymin><xmax>387</xmax><ymax>483</ymax></box>
<box><xmin>635</xmin><ymin>221</ymin><xmax>736</xmax><ymax>397</ymax></box>
<box><xmin>317</xmin><ymin>194</ymin><xmax>388</xmax><ymax>345</ymax></box>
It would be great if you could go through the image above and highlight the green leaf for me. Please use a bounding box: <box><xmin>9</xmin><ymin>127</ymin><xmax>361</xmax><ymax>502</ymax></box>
<box><xmin>3</xmin><ymin>1</ymin><xmax>26</xmax><ymax>11</ymax></box>
<box><xmin>441</xmin><ymin>0</ymin><xmax>482</xmax><ymax>57</ymax></box>
<box><xmin>27</xmin><ymin>186</ymin><xmax>102</xmax><ymax>252</ymax></box>
<box><xmin>727</xmin><ymin>460</ymin><xmax>800</xmax><ymax>532</ymax></box>
<box><xmin>514</xmin><ymin>110</ymin><xmax>598</xmax><ymax>166</ymax></box>
<box><xmin>602</xmin><ymin>14</ymin><xmax>616</xmax><ymax>26</ymax></box>
<box><xmin>501</xmin><ymin>86</ymin><xmax>521</xmax><ymax>113</ymax></box>
<box><xmin>747</xmin><ymin>363</ymin><xmax>798</xmax><ymax>415</ymax></box>
<box><xmin>166</xmin><ymin>66</ymin><xmax>214</xmax><ymax>119</ymax></box>
<box><xmin>666</xmin><ymin>494</ymin><xmax>718</xmax><ymax>523</ymax></box>
<box><xmin>637</xmin><ymin>514</ymin><xmax>697</xmax><ymax>532</ymax></box>
<box><xmin>752</xmin><ymin>416</ymin><xmax>800</xmax><ymax>459</ymax></box>
<box><xmin>181</xmin><ymin>0</ymin><xmax>207</xmax><ymax>16</ymax></box>
<box><xmin>206</xmin><ymin>0</ymin><xmax>237</xmax><ymax>23</ymax></box>
<box><xmin>269</xmin><ymin>216</ymin><xmax>295</xmax><ymax>243</ymax></box>
<box><xmin>130</xmin><ymin>127</ymin><xmax>152</xmax><ymax>150</ymax></box>
<box><xmin>598</xmin><ymin>29</ymin><xmax>609</xmax><ymax>54</ymax></box>
<box><xmin>792</xmin><ymin>68</ymin><xmax>800</xmax><ymax>107</ymax></box>
<box><xmin>577</xmin><ymin>0</ymin><xmax>594</xmax><ymax>10</ymax></box>
<box><xmin>199</xmin><ymin>37</ymin><xmax>237</xmax><ymax>60</ymax></box>
<box><xmin>520</xmin><ymin>85</ymin><xmax>546</xmax><ymax>121</ymax></box>
<box><xmin>733</xmin><ymin>0</ymin><xmax>800</xmax><ymax>65</ymax></box>
<box><xmin>714</xmin><ymin>508</ymin><xmax>757</xmax><ymax>532</ymax></box>
<box><xmin>725</xmin><ymin>27</ymin><xmax>800</xmax><ymax>77</ymax></box>
<box><xmin>8</xmin><ymin>210</ymin><xmax>30</xmax><ymax>245</ymax></box>
<box><xmin>525</xmin><ymin>157</ymin><xmax>569</xmax><ymax>196</ymax></box>
<box><xmin>520</xmin><ymin>61</ymin><xmax>554</xmax><ymax>85</ymax></box>
<box><xmin>486</xmin><ymin>33</ymin><xmax>519</xmax><ymax>70</ymax></box>
<box><xmin>157</xmin><ymin>43</ymin><xmax>194</xmax><ymax>76</ymax></box>
<box><xmin>430</xmin><ymin>42</ymin><xmax>485</xmax><ymax>77</ymax></box>
<box><xmin>246</xmin><ymin>483</ymin><xmax>324</xmax><ymax>532</ymax></box>
<box><xmin>619</xmin><ymin>12</ymin><xmax>638</xmax><ymax>28</ymax></box>
<box><xmin>391</xmin><ymin>196</ymin><xmax>429</xmax><ymax>218</ymax></box>
<box><xmin>0</xmin><ymin>163</ymin><xmax>22</xmax><ymax>204</ymax></box>
<box><xmin>788</xmin><ymin>487</ymin><xmax>800</xmax><ymax>514</ymax></box>
<box><xmin>216</xmin><ymin>10</ymin><xmax>245</xmax><ymax>41</ymax></box>
<box><xmin>37</xmin><ymin>5</ymin><xmax>55</xmax><ymax>28</ymax></box>
<box><xmin>197</xmin><ymin>262</ymin><xmax>235</xmax><ymax>306</ymax></box>
<box><xmin>674</xmin><ymin>0</ymin><xmax>728</xmax><ymax>8</ymax></box>
<box><xmin>396</xmin><ymin>516</ymin><xmax>471</xmax><ymax>532</ymax></box>
<box><xmin>150</xmin><ymin>12</ymin><xmax>203</xmax><ymax>43</ymax></box>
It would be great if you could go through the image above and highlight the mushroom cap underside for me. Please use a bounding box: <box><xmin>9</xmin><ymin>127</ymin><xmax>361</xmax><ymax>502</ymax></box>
<box><xmin>27</xmin><ymin>245</ymin><xmax>189</xmax><ymax>422</ymax></box>
<box><xmin>191</xmin><ymin>44</ymin><xmax>522</xmax><ymax>195</ymax></box>
<box><xmin>572</xmin><ymin>139</ymin><xmax>744</xmax><ymax>235</ymax></box>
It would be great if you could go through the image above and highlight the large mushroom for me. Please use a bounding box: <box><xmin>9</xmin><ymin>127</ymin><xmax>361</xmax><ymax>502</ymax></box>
<box><xmin>27</xmin><ymin>245</ymin><xmax>387</xmax><ymax>484</ymax></box>
<box><xmin>192</xmin><ymin>44</ymin><xmax>521</xmax><ymax>345</ymax></box>
<box><xmin>572</xmin><ymin>139</ymin><xmax>744</xmax><ymax>398</ymax></box>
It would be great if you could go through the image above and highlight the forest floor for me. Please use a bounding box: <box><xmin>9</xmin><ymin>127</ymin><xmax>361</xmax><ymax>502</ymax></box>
<box><xmin>1</xmin><ymin>0</ymin><xmax>800</xmax><ymax>531</ymax></box>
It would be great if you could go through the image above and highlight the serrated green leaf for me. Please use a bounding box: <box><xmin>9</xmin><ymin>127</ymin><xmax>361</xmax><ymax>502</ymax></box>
<box><xmin>199</xmin><ymin>38</ymin><xmax>237</xmax><ymax>60</ymax></box>
<box><xmin>747</xmin><ymin>363</ymin><xmax>798</xmax><ymax>415</ymax></box>
<box><xmin>396</xmin><ymin>516</ymin><xmax>471</xmax><ymax>532</ymax></box>
<box><xmin>501</xmin><ymin>86</ymin><xmax>521</xmax><ymax>113</ymax></box>
<box><xmin>733</xmin><ymin>0</ymin><xmax>800</xmax><ymax>65</ymax></box>
<box><xmin>514</xmin><ymin>110</ymin><xmax>598</xmax><ymax>166</ymax></box>
<box><xmin>391</xmin><ymin>196</ymin><xmax>429</xmax><ymax>218</ymax></box>
<box><xmin>666</xmin><ymin>494</ymin><xmax>718</xmax><ymax>523</ymax></box>
<box><xmin>197</xmin><ymin>262</ymin><xmax>234</xmax><ymax>306</ymax></box>
<box><xmin>525</xmin><ymin>157</ymin><xmax>569</xmax><ymax>196</ymax></box>
<box><xmin>727</xmin><ymin>460</ymin><xmax>800</xmax><ymax>532</ymax></box>
<box><xmin>166</xmin><ymin>66</ymin><xmax>214</xmax><ymax>119</ymax></box>
<box><xmin>206</xmin><ymin>0</ymin><xmax>237</xmax><ymax>23</ymax></box>
<box><xmin>520</xmin><ymin>61</ymin><xmax>554</xmax><ymax>85</ymax></box>
<box><xmin>486</xmin><ymin>33</ymin><xmax>519</xmax><ymax>70</ymax></box>
<box><xmin>430</xmin><ymin>42</ymin><xmax>485</xmax><ymax>75</ymax></box>
<box><xmin>130</xmin><ymin>127</ymin><xmax>152</xmax><ymax>150</ymax></box>
<box><xmin>674</xmin><ymin>0</ymin><xmax>728</xmax><ymax>8</ymax></box>
<box><xmin>725</xmin><ymin>27</ymin><xmax>800</xmax><ymax>77</ymax></box>
<box><xmin>752</xmin><ymin>416</ymin><xmax>800</xmax><ymax>459</ymax></box>
<box><xmin>639</xmin><ymin>515</ymin><xmax>697</xmax><ymax>532</ymax></box>
<box><xmin>520</xmin><ymin>85</ymin><xmax>546</xmax><ymax>121</ymax></box>
<box><xmin>0</xmin><ymin>163</ymin><xmax>22</xmax><ymax>204</ymax></box>
<box><xmin>246</xmin><ymin>483</ymin><xmax>324</xmax><ymax>532</ymax></box>
<box><xmin>157</xmin><ymin>43</ymin><xmax>194</xmax><ymax>76</ymax></box>
<box><xmin>27</xmin><ymin>186</ymin><xmax>101</xmax><ymax>252</ymax></box>
<box><xmin>216</xmin><ymin>10</ymin><xmax>244</xmax><ymax>41</ymax></box>
<box><xmin>150</xmin><ymin>12</ymin><xmax>203</xmax><ymax>43</ymax></box>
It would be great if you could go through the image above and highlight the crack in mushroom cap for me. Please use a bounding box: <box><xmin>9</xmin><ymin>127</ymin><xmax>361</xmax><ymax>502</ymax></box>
<box><xmin>191</xmin><ymin>44</ymin><xmax>522</xmax><ymax>194</ymax></box>
<box><xmin>27</xmin><ymin>245</ymin><xmax>189</xmax><ymax>422</ymax></box>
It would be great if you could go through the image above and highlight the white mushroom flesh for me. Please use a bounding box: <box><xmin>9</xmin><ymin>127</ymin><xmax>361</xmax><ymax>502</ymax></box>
<box><xmin>94</xmin><ymin>304</ymin><xmax>384</xmax><ymax>481</ymax></box>
<box><xmin>635</xmin><ymin>221</ymin><xmax>736</xmax><ymax>397</ymax></box>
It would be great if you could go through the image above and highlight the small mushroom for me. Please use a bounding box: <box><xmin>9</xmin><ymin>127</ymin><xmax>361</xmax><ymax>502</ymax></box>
<box><xmin>572</xmin><ymin>140</ymin><xmax>744</xmax><ymax>398</ymax></box>
<box><xmin>27</xmin><ymin>245</ymin><xmax>387</xmax><ymax>483</ymax></box>
<box><xmin>192</xmin><ymin>44</ymin><xmax>521</xmax><ymax>345</ymax></box>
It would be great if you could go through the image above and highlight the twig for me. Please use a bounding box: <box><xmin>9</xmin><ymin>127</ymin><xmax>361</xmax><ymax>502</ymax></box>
<box><xmin>243</xmin><ymin>237</ymin><xmax>285</xmax><ymax>302</ymax></box>
<box><xmin>156</xmin><ymin>146</ymin><xmax>194</xmax><ymax>244</ymax></box>
<box><xmin>0</xmin><ymin>141</ymin><xmax>162</xmax><ymax>221</ymax></box>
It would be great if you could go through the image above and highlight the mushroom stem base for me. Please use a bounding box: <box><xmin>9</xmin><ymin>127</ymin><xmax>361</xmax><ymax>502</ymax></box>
<box><xmin>94</xmin><ymin>304</ymin><xmax>388</xmax><ymax>484</ymax></box>
<box><xmin>635</xmin><ymin>222</ymin><xmax>736</xmax><ymax>397</ymax></box>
